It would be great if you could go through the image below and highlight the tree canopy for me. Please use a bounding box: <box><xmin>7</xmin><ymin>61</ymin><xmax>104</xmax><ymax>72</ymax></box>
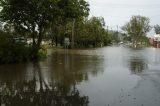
<box><xmin>0</xmin><ymin>0</ymin><xmax>90</xmax><ymax>59</ymax></box>
<box><xmin>122</xmin><ymin>15</ymin><xmax>151</xmax><ymax>47</ymax></box>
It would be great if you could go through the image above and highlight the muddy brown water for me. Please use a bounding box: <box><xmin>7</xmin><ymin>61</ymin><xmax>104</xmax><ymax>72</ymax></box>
<box><xmin>0</xmin><ymin>46</ymin><xmax>160</xmax><ymax>106</ymax></box>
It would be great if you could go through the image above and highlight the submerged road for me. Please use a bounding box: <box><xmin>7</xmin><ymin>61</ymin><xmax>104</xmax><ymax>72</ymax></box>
<box><xmin>0</xmin><ymin>46</ymin><xmax>160</xmax><ymax>106</ymax></box>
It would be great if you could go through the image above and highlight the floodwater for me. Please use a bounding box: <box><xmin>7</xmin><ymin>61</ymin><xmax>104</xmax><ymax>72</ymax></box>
<box><xmin>0</xmin><ymin>46</ymin><xmax>160</xmax><ymax>106</ymax></box>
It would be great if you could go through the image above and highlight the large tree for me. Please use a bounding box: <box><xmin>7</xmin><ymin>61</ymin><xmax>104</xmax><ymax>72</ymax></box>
<box><xmin>122</xmin><ymin>15</ymin><xmax>151</xmax><ymax>47</ymax></box>
<box><xmin>72</xmin><ymin>16</ymin><xmax>111</xmax><ymax>48</ymax></box>
<box><xmin>55</xmin><ymin>0</ymin><xmax>90</xmax><ymax>48</ymax></box>
<box><xmin>0</xmin><ymin>0</ymin><xmax>90</xmax><ymax>58</ymax></box>
<box><xmin>42</xmin><ymin>0</ymin><xmax>90</xmax><ymax>48</ymax></box>
<box><xmin>0</xmin><ymin>0</ymin><xmax>60</xmax><ymax>59</ymax></box>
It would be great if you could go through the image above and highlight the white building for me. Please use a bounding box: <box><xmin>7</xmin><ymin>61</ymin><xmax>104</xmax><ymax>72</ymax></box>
<box><xmin>153</xmin><ymin>34</ymin><xmax>160</xmax><ymax>48</ymax></box>
<box><xmin>154</xmin><ymin>34</ymin><xmax>160</xmax><ymax>41</ymax></box>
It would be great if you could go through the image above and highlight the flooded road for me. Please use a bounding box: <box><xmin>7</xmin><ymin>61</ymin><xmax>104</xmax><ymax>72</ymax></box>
<box><xmin>0</xmin><ymin>46</ymin><xmax>160</xmax><ymax>106</ymax></box>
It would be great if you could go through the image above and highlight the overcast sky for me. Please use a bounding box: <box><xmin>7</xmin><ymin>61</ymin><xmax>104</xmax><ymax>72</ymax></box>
<box><xmin>88</xmin><ymin>0</ymin><xmax>160</xmax><ymax>36</ymax></box>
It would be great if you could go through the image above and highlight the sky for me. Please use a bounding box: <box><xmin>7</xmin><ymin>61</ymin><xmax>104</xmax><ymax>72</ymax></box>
<box><xmin>87</xmin><ymin>0</ymin><xmax>160</xmax><ymax>36</ymax></box>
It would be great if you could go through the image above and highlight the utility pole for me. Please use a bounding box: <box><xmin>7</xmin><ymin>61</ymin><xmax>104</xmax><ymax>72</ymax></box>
<box><xmin>71</xmin><ymin>18</ymin><xmax>75</xmax><ymax>49</ymax></box>
<box><xmin>107</xmin><ymin>26</ymin><xmax>109</xmax><ymax>35</ymax></box>
<box><xmin>117</xmin><ymin>25</ymin><xmax>119</xmax><ymax>42</ymax></box>
<box><xmin>117</xmin><ymin>25</ymin><xmax>119</xmax><ymax>35</ymax></box>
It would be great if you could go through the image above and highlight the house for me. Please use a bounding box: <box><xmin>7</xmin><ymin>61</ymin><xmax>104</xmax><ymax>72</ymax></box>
<box><xmin>149</xmin><ymin>34</ymin><xmax>160</xmax><ymax>48</ymax></box>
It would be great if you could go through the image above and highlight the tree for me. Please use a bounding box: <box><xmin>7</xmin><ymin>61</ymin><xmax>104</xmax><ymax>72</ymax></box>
<box><xmin>0</xmin><ymin>0</ymin><xmax>59</xmax><ymax>59</ymax></box>
<box><xmin>88</xmin><ymin>17</ymin><xmax>105</xmax><ymax>47</ymax></box>
<box><xmin>43</xmin><ymin>0</ymin><xmax>90</xmax><ymax>48</ymax></box>
<box><xmin>0</xmin><ymin>30</ymin><xmax>32</xmax><ymax>63</ymax></box>
<box><xmin>122</xmin><ymin>15</ymin><xmax>151</xmax><ymax>48</ymax></box>
<box><xmin>71</xmin><ymin>16</ymin><xmax>111</xmax><ymax>48</ymax></box>
<box><xmin>154</xmin><ymin>24</ymin><xmax>160</xmax><ymax>34</ymax></box>
<box><xmin>57</xmin><ymin>0</ymin><xmax>90</xmax><ymax>48</ymax></box>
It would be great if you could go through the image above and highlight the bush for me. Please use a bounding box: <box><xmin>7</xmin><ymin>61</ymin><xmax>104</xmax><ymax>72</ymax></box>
<box><xmin>0</xmin><ymin>31</ymin><xmax>32</xmax><ymax>63</ymax></box>
<box><xmin>37</xmin><ymin>45</ymin><xmax>48</xmax><ymax>59</ymax></box>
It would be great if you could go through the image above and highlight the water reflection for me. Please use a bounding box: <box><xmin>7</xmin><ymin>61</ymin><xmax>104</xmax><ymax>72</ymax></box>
<box><xmin>0</xmin><ymin>49</ymin><xmax>105</xmax><ymax>106</ymax></box>
<box><xmin>0</xmin><ymin>62</ymin><xmax>89</xmax><ymax>106</ymax></box>
<box><xmin>130</xmin><ymin>58</ymin><xmax>147</xmax><ymax>74</ymax></box>
<box><xmin>46</xmin><ymin>51</ymin><xmax>104</xmax><ymax>81</ymax></box>
<box><xmin>2</xmin><ymin>47</ymin><xmax>160</xmax><ymax>106</ymax></box>
<box><xmin>0</xmin><ymin>64</ymin><xmax>28</xmax><ymax>82</ymax></box>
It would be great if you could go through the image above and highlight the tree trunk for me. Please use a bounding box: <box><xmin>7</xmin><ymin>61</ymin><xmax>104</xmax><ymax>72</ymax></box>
<box><xmin>32</xmin><ymin>33</ymin><xmax>39</xmax><ymax>60</ymax></box>
<box><xmin>31</xmin><ymin>29</ymin><xmax>43</xmax><ymax>60</ymax></box>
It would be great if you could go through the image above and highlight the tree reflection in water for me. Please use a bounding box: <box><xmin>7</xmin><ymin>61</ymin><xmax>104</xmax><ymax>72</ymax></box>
<box><xmin>130</xmin><ymin>58</ymin><xmax>147</xmax><ymax>74</ymax></box>
<box><xmin>0</xmin><ymin>62</ymin><xmax>89</xmax><ymax>106</ymax></box>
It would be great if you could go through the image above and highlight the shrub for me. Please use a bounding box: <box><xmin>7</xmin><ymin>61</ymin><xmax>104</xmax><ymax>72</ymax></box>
<box><xmin>0</xmin><ymin>31</ymin><xmax>32</xmax><ymax>63</ymax></box>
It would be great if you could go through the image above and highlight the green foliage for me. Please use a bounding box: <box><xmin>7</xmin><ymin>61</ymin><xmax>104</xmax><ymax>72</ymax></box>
<box><xmin>154</xmin><ymin>25</ymin><xmax>160</xmax><ymax>34</ymax></box>
<box><xmin>111</xmin><ymin>31</ymin><xmax>120</xmax><ymax>43</ymax></box>
<box><xmin>122</xmin><ymin>15</ymin><xmax>151</xmax><ymax>37</ymax></box>
<box><xmin>103</xmin><ymin>32</ymin><xmax>112</xmax><ymax>45</ymax></box>
<box><xmin>45</xmin><ymin>15</ymin><xmax>111</xmax><ymax>48</ymax></box>
<box><xmin>58</xmin><ymin>0</ymin><xmax>89</xmax><ymax>19</ymax></box>
<box><xmin>37</xmin><ymin>45</ymin><xmax>48</xmax><ymax>59</ymax></box>
<box><xmin>0</xmin><ymin>0</ymin><xmax>89</xmax><ymax>58</ymax></box>
<box><xmin>0</xmin><ymin>0</ymin><xmax>61</xmax><ymax>59</ymax></box>
<box><xmin>73</xmin><ymin>17</ymin><xmax>111</xmax><ymax>48</ymax></box>
<box><xmin>140</xmin><ymin>36</ymin><xmax>150</xmax><ymax>46</ymax></box>
<box><xmin>123</xmin><ymin>34</ymin><xmax>132</xmax><ymax>42</ymax></box>
<box><xmin>45</xmin><ymin>0</ymin><xmax>90</xmax><ymax>47</ymax></box>
<box><xmin>0</xmin><ymin>31</ymin><xmax>32</xmax><ymax>63</ymax></box>
<box><xmin>122</xmin><ymin>15</ymin><xmax>151</xmax><ymax>47</ymax></box>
